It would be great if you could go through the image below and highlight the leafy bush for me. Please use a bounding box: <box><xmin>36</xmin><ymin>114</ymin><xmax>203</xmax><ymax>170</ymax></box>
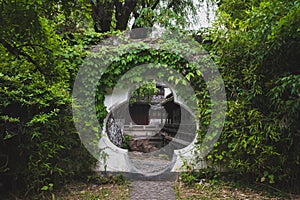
<box><xmin>0</xmin><ymin>3</ymin><xmax>103</xmax><ymax>196</ymax></box>
<box><xmin>180</xmin><ymin>167</ymin><xmax>219</xmax><ymax>185</ymax></box>
<box><xmin>121</xmin><ymin>135</ymin><xmax>132</xmax><ymax>149</ymax></box>
<box><xmin>188</xmin><ymin>0</ymin><xmax>300</xmax><ymax>193</ymax></box>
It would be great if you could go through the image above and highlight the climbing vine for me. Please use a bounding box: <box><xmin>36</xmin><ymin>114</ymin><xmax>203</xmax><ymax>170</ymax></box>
<box><xmin>72</xmin><ymin>32</ymin><xmax>212</xmax><ymax>161</ymax></box>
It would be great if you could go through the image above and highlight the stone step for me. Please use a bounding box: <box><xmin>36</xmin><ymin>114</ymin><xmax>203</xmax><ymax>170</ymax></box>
<box><xmin>160</xmin><ymin>132</ymin><xmax>191</xmax><ymax>146</ymax></box>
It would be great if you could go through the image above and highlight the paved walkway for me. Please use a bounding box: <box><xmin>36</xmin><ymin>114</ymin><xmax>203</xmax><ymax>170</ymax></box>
<box><xmin>129</xmin><ymin>181</ymin><xmax>176</xmax><ymax>200</ymax></box>
<box><xmin>128</xmin><ymin>151</ymin><xmax>176</xmax><ymax>199</ymax></box>
<box><xmin>128</xmin><ymin>151</ymin><xmax>170</xmax><ymax>173</ymax></box>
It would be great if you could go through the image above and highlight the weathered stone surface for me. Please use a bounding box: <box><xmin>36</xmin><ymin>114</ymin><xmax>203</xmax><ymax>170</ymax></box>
<box><xmin>129</xmin><ymin>181</ymin><xmax>176</xmax><ymax>200</ymax></box>
<box><xmin>128</xmin><ymin>151</ymin><xmax>170</xmax><ymax>174</ymax></box>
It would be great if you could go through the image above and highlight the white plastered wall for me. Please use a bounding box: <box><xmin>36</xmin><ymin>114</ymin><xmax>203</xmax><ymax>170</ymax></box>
<box><xmin>96</xmin><ymin>87</ymin><xmax>206</xmax><ymax>173</ymax></box>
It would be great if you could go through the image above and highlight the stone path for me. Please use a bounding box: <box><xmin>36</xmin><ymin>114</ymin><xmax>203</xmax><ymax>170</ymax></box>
<box><xmin>129</xmin><ymin>181</ymin><xmax>176</xmax><ymax>200</ymax></box>
<box><xmin>128</xmin><ymin>151</ymin><xmax>170</xmax><ymax>173</ymax></box>
<box><xmin>128</xmin><ymin>151</ymin><xmax>176</xmax><ymax>199</ymax></box>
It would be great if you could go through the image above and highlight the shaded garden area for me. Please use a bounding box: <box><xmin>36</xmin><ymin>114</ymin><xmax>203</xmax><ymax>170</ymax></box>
<box><xmin>0</xmin><ymin>0</ymin><xmax>299</xmax><ymax>199</ymax></box>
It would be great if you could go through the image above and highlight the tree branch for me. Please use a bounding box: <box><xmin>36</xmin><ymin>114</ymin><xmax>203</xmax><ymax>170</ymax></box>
<box><xmin>0</xmin><ymin>38</ymin><xmax>44</xmax><ymax>74</ymax></box>
<box><xmin>167</xmin><ymin>0</ymin><xmax>176</xmax><ymax>9</ymax></box>
<box><xmin>16</xmin><ymin>43</ymin><xmax>52</xmax><ymax>52</ymax></box>
<box><xmin>114</xmin><ymin>0</ymin><xmax>137</xmax><ymax>30</ymax></box>
<box><xmin>151</xmin><ymin>0</ymin><xmax>160</xmax><ymax>10</ymax></box>
<box><xmin>91</xmin><ymin>0</ymin><xmax>113</xmax><ymax>32</ymax></box>
<box><xmin>124</xmin><ymin>0</ymin><xmax>138</xmax><ymax>17</ymax></box>
<box><xmin>133</xmin><ymin>10</ymin><xmax>140</xmax><ymax>19</ymax></box>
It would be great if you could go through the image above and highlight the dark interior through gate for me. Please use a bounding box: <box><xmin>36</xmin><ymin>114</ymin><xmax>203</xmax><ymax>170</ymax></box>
<box><xmin>106</xmin><ymin>82</ymin><xmax>196</xmax><ymax>155</ymax></box>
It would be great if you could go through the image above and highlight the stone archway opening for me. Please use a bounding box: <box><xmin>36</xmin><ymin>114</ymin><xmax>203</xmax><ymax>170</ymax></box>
<box><xmin>105</xmin><ymin>81</ymin><xmax>197</xmax><ymax>174</ymax></box>
<box><xmin>106</xmin><ymin>82</ymin><xmax>196</xmax><ymax>153</ymax></box>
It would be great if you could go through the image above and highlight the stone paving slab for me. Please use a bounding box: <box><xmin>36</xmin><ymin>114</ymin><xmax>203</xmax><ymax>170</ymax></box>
<box><xmin>128</xmin><ymin>151</ymin><xmax>171</xmax><ymax>173</ymax></box>
<box><xmin>129</xmin><ymin>181</ymin><xmax>176</xmax><ymax>200</ymax></box>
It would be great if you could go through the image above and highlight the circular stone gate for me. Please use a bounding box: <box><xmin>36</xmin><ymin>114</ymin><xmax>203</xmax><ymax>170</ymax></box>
<box><xmin>72</xmin><ymin>28</ymin><xmax>226</xmax><ymax>180</ymax></box>
<box><xmin>97</xmin><ymin>82</ymin><xmax>203</xmax><ymax>179</ymax></box>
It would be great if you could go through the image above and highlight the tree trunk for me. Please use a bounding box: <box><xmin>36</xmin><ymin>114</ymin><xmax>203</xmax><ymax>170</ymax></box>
<box><xmin>91</xmin><ymin>0</ymin><xmax>114</xmax><ymax>33</ymax></box>
<box><xmin>114</xmin><ymin>0</ymin><xmax>138</xmax><ymax>31</ymax></box>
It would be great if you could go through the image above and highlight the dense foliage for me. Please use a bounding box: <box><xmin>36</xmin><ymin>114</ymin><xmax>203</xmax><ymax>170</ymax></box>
<box><xmin>0</xmin><ymin>0</ymin><xmax>299</xmax><ymax>197</ymax></box>
<box><xmin>0</xmin><ymin>0</ymin><xmax>203</xmax><ymax>197</ymax></box>
<box><xmin>0</xmin><ymin>0</ymin><xmax>98</xmax><ymax>197</ymax></box>
<box><xmin>189</xmin><ymin>0</ymin><xmax>300</xmax><ymax>193</ymax></box>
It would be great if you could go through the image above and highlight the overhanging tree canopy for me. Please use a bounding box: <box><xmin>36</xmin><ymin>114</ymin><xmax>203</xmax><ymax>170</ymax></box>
<box><xmin>90</xmin><ymin>0</ymin><xmax>201</xmax><ymax>32</ymax></box>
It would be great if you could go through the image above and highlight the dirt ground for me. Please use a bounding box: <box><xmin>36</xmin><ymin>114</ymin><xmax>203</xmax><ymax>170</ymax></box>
<box><xmin>52</xmin><ymin>180</ymin><xmax>300</xmax><ymax>200</ymax></box>
<box><xmin>54</xmin><ymin>182</ymin><xmax>130</xmax><ymax>200</ymax></box>
<box><xmin>175</xmin><ymin>180</ymin><xmax>299</xmax><ymax>200</ymax></box>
